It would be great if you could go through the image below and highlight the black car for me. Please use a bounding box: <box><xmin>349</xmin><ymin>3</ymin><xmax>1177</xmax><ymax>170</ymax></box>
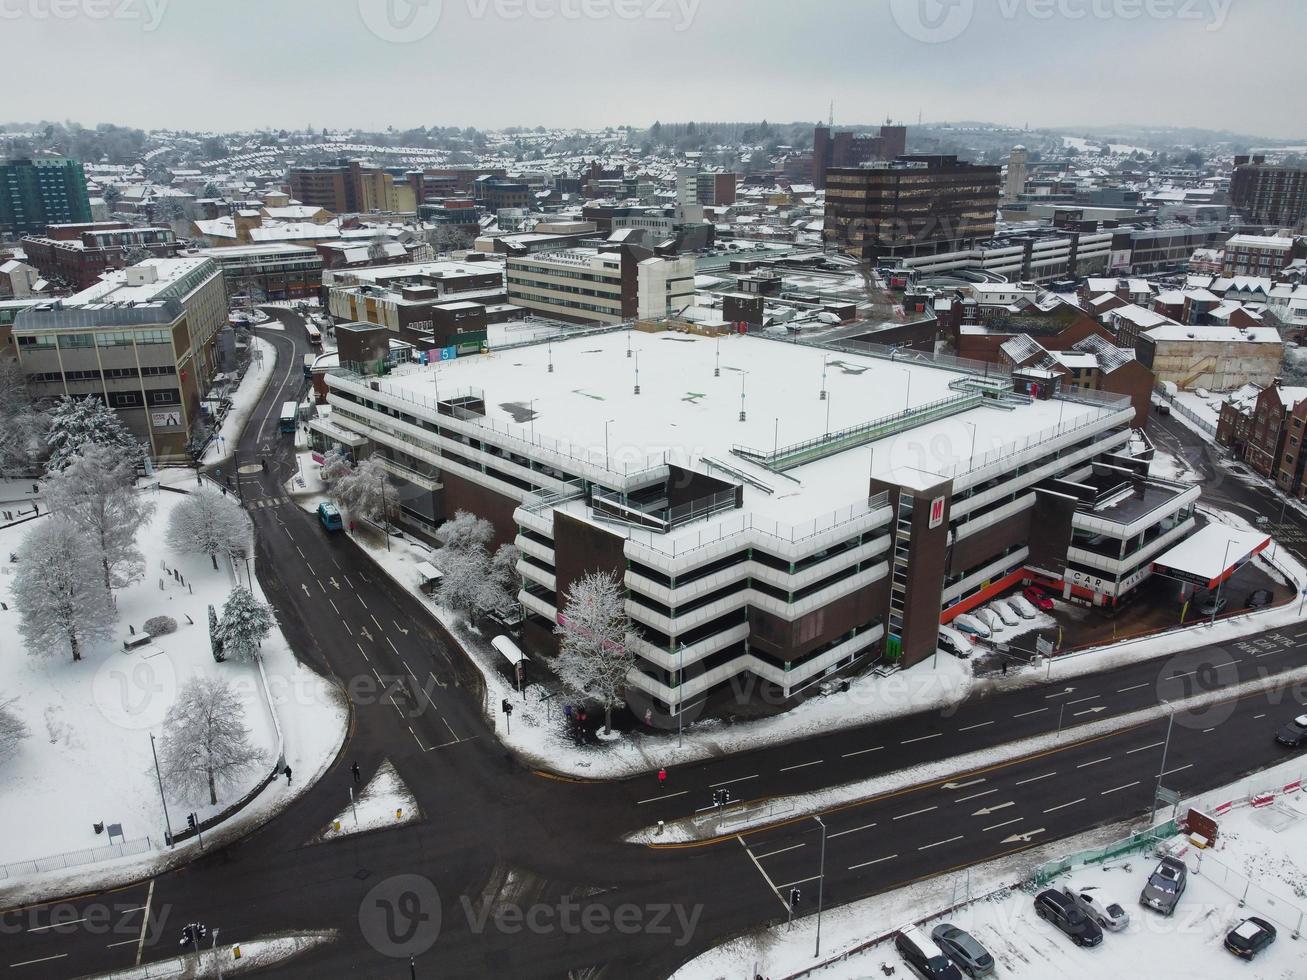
<box><xmin>1034</xmin><ymin>889</ymin><xmax>1103</xmax><ymax>947</ymax></box>
<box><xmin>1225</xmin><ymin>916</ymin><xmax>1276</xmax><ymax>959</ymax></box>
<box><xmin>895</xmin><ymin>927</ymin><xmax>965</xmax><ymax>979</ymax></box>
<box><xmin>1245</xmin><ymin>589</ymin><xmax>1273</xmax><ymax>609</ymax></box>
<box><xmin>1276</xmin><ymin>714</ymin><xmax>1307</xmax><ymax>747</ymax></box>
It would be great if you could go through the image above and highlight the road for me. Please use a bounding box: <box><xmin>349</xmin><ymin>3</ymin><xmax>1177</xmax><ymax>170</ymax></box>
<box><xmin>4</xmin><ymin>332</ymin><xmax>1307</xmax><ymax>978</ymax></box>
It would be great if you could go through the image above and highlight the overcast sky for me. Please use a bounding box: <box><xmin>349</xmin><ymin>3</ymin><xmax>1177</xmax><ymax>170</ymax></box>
<box><xmin>4</xmin><ymin>0</ymin><xmax>1302</xmax><ymax>139</ymax></box>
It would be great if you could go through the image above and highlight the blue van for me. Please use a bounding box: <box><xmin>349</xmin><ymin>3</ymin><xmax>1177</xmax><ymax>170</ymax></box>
<box><xmin>317</xmin><ymin>502</ymin><xmax>343</xmax><ymax>532</ymax></box>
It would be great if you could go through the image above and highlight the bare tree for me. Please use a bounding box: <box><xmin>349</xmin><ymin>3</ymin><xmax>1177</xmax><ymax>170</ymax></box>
<box><xmin>42</xmin><ymin>444</ymin><xmax>154</xmax><ymax>593</ymax></box>
<box><xmin>159</xmin><ymin>676</ymin><xmax>263</xmax><ymax>806</ymax></box>
<box><xmin>166</xmin><ymin>488</ymin><xmax>250</xmax><ymax>570</ymax></box>
<box><xmin>216</xmin><ymin>587</ymin><xmax>273</xmax><ymax>663</ymax></box>
<box><xmin>554</xmin><ymin>570</ymin><xmax>636</xmax><ymax>734</ymax></box>
<box><xmin>12</xmin><ymin>517</ymin><xmax>118</xmax><ymax>662</ymax></box>
<box><xmin>0</xmin><ymin>697</ymin><xmax>29</xmax><ymax>763</ymax></box>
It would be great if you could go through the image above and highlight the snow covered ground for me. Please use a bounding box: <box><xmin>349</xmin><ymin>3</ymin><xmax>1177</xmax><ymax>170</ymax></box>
<box><xmin>96</xmin><ymin>929</ymin><xmax>335</xmax><ymax>979</ymax></box>
<box><xmin>201</xmin><ymin>336</ymin><xmax>277</xmax><ymax>467</ymax></box>
<box><xmin>1173</xmin><ymin>389</ymin><xmax>1224</xmax><ymax>429</ymax></box>
<box><xmin>314</xmin><ymin>758</ymin><xmax>420</xmax><ymax>842</ymax></box>
<box><xmin>0</xmin><ymin>484</ymin><xmax>346</xmax><ymax>897</ymax></box>
<box><xmin>677</xmin><ymin>757</ymin><xmax>1307</xmax><ymax>980</ymax></box>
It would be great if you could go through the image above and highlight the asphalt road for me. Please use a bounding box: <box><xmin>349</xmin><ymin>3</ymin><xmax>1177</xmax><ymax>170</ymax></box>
<box><xmin>4</xmin><ymin>336</ymin><xmax>1307</xmax><ymax>979</ymax></box>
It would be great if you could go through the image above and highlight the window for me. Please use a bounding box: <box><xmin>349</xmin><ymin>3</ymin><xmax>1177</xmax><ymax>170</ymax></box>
<box><xmin>58</xmin><ymin>333</ymin><xmax>95</xmax><ymax>349</ymax></box>
<box><xmin>109</xmin><ymin>391</ymin><xmax>143</xmax><ymax>408</ymax></box>
<box><xmin>148</xmin><ymin>389</ymin><xmax>180</xmax><ymax>405</ymax></box>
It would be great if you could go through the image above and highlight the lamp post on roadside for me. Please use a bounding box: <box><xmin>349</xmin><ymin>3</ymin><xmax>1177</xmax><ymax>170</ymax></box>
<box><xmin>1211</xmin><ymin>538</ymin><xmax>1234</xmax><ymax>625</ymax></box>
<box><xmin>677</xmin><ymin>642</ymin><xmax>686</xmax><ymax>748</ymax></box>
<box><xmin>814</xmin><ymin>815</ymin><xmax>828</xmax><ymax>958</ymax></box>
<box><xmin>1150</xmin><ymin>699</ymin><xmax>1176</xmax><ymax>827</ymax></box>
<box><xmin>149</xmin><ymin>732</ymin><xmax>174</xmax><ymax>847</ymax></box>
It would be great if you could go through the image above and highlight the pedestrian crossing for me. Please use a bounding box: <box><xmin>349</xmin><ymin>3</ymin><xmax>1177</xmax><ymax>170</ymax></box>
<box><xmin>247</xmin><ymin>496</ymin><xmax>290</xmax><ymax>509</ymax></box>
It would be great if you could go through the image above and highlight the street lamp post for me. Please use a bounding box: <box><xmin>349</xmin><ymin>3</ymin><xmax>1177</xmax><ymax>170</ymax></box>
<box><xmin>149</xmin><ymin>732</ymin><xmax>174</xmax><ymax>847</ymax></box>
<box><xmin>893</xmin><ymin>366</ymin><xmax>911</xmax><ymax>412</ymax></box>
<box><xmin>814</xmin><ymin>815</ymin><xmax>827</xmax><ymax>958</ymax></box>
<box><xmin>1211</xmin><ymin>538</ymin><xmax>1234</xmax><ymax>625</ymax></box>
<box><xmin>604</xmin><ymin>418</ymin><xmax>615</xmax><ymax>468</ymax></box>
<box><xmin>1150</xmin><ymin>699</ymin><xmax>1176</xmax><ymax>826</ymax></box>
<box><xmin>677</xmin><ymin>642</ymin><xmax>686</xmax><ymax>748</ymax></box>
<box><xmin>963</xmin><ymin>421</ymin><xmax>978</xmax><ymax>467</ymax></box>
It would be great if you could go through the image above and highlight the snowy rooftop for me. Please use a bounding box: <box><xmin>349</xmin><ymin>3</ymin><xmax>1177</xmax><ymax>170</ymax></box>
<box><xmin>377</xmin><ymin>330</ymin><xmax>1118</xmax><ymax>530</ymax></box>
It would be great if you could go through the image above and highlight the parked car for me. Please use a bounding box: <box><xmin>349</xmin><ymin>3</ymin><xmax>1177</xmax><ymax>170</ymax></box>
<box><xmin>1009</xmin><ymin>594</ymin><xmax>1038</xmax><ymax>619</ymax></box>
<box><xmin>1275</xmin><ymin>713</ymin><xmax>1307</xmax><ymax>747</ymax></box>
<box><xmin>1225</xmin><ymin>916</ymin><xmax>1276</xmax><ymax>959</ymax></box>
<box><xmin>952</xmin><ymin>613</ymin><xmax>991</xmax><ymax>640</ymax></box>
<box><xmin>1197</xmin><ymin>593</ymin><xmax>1228</xmax><ymax>616</ymax></box>
<box><xmin>990</xmin><ymin>600</ymin><xmax>1020</xmax><ymax>627</ymax></box>
<box><xmin>1245</xmin><ymin>589</ymin><xmax>1273</xmax><ymax>608</ymax></box>
<box><xmin>930</xmin><ymin>923</ymin><xmax>995</xmax><ymax>978</ymax></box>
<box><xmin>1034</xmin><ymin>889</ymin><xmax>1103</xmax><ymax>947</ymax></box>
<box><xmin>316</xmin><ymin>501</ymin><xmax>344</xmax><ymax>532</ymax></box>
<box><xmin>1139</xmin><ymin>857</ymin><xmax>1187</xmax><ymax>915</ymax></box>
<box><xmin>937</xmin><ymin>626</ymin><xmax>974</xmax><ymax>660</ymax></box>
<box><xmin>976</xmin><ymin>608</ymin><xmax>1003</xmax><ymax>632</ymax></box>
<box><xmin>1023</xmin><ymin>585</ymin><xmax>1055</xmax><ymax>611</ymax></box>
<box><xmin>1062</xmin><ymin>883</ymin><xmax>1130</xmax><ymax>931</ymax></box>
<box><xmin>894</xmin><ymin>927</ymin><xmax>964</xmax><ymax>979</ymax></box>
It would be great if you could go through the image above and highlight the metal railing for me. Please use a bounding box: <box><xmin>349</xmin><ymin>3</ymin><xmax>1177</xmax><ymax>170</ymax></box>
<box><xmin>0</xmin><ymin>836</ymin><xmax>154</xmax><ymax>880</ymax></box>
<box><xmin>1031</xmin><ymin>820</ymin><xmax>1178</xmax><ymax>886</ymax></box>
<box><xmin>1155</xmin><ymin>382</ymin><xmax>1217</xmax><ymax>436</ymax></box>
<box><xmin>591</xmin><ymin>486</ymin><xmax>738</xmax><ymax>533</ymax></box>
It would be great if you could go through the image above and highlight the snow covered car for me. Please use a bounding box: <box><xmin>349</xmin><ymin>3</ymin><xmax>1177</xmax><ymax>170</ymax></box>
<box><xmin>976</xmin><ymin>608</ymin><xmax>1003</xmax><ymax>633</ymax></box>
<box><xmin>1009</xmin><ymin>594</ymin><xmax>1038</xmax><ymax>619</ymax></box>
<box><xmin>1062</xmin><ymin>883</ymin><xmax>1130</xmax><ymax>931</ymax></box>
<box><xmin>937</xmin><ymin>626</ymin><xmax>974</xmax><ymax>660</ymax></box>
<box><xmin>1225</xmin><ymin>916</ymin><xmax>1276</xmax><ymax>960</ymax></box>
<box><xmin>1139</xmin><ymin>857</ymin><xmax>1187</xmax><ymax>916</ymax></box>
<box><xmin>990</xmin><ymin>600</ymin><xmax>1020</xmax><ymax>627</ymax></box>
<box><xmin>951</xmin><ymin>613</ymin><xmax>991</xmax><ymax>640</ymax></box>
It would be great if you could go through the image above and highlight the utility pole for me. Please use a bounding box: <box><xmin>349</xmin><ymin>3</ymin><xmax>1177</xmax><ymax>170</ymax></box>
<box><xmin>1150</xmin><ymin>700</ymin><xmax>1176</xmax><ymax>826</ymax></box>
<box><xmin>149</xmin><ymin>733</ymin><xmax>174</xmax><ymax>847</ymax></box>
<box><xmin>814</xmin><ymin>816</ymin><xmax>827</xmax><ymax>958</ymax></box>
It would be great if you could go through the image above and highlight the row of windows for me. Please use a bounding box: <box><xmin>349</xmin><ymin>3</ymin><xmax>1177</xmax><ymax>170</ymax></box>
<box><xmin>24</xmin><ymin>365</ymin><xmax>175</xmax><ymax>383</ymax></box>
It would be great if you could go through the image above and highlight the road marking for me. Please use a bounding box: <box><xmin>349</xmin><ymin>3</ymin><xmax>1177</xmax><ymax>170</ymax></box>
<box><xmin>828</xmin><ymin>821</ymin><xmax>878</xmax><ymax>840</ymax></box>
<box><xmin>1117</xmin><ymin>683</ymin><xmax>1150</xmax><ymax>693</ymax></box>
<box><xmin>779</xmin><ymin>760</ymin><xmax>823</xmax><ymax>772</ymax></box>
<box><xmin>918</xmin><ymin>835</ymin><xmax>964</xmax><ymax>851</ymax></box>
<box><xmin>372</xmin><ymin>613</ymin><xmax>383</xmax><ymax>631</ymax></box>
<box><xmin>295</xmin><ymin>545</ymin><xmax>305</xmax><ymax>558</ymax></box>
<box><xmin>356</xmin><ymin>643</ymin><xmax>369</xmax><ymax>662</ymax></box>
<box><xmin>972</xmin><ymin>801</ymin><xmax>1015</xmax><ymax>816</ymax></box>
<box><xmin>135</xmin><ymin>879</ymin><xmax>154</xmax><ymax>966</ymax></box>
<box><xmin>1162</xmin><ymin>764</ymin><xmax>1194</xmax><ymax>777</ymax></box>
<box><xmin>387</xmin><ymin>637</ymin><xmax>401</xmax><ymax>655</ymax></box>
<box><xmin>1169</xmin><ymin>669</ymin><xmax>1197</xmax><ymax>680</ymax></box>
<box><xmin>709</xmin><ymin>774</ymin><xmax>759</xmax><ymax>788</ymax></box>
<box><xmin>1044</xmin><ymin>798</ymin><xmax>1086</xmax><ymax>813</ymax></box>
<box><xmin>1076</xmin><ymin>756</ymin><xmax>1112</xmax><ymax>769</ymax></box>
<box><xmin>408</xmin><ymin>726</ymin><xmax>426</xmax><ymax>751</ymax></box>
<box><xmin>893</xmin><ymin>806</ymin><xmax>938</xmax><ymax>821</ymax></box>
<box><xmin>1253</xmin><ymin>713</ymin><xmax>1266</xmax><ymax>719</ymax></box>
<box><xmin>776</xmin><ymin>874</ymin><xmax>822</xmax><ymax>890</ymax></box>
<box><xmin>106</xmin><ymin>939</ymin><xmax>137</xmax><ymax>948</ymax></box>
<box><xmin>983</xmin><ymin>817</ymin><xmax>1024</xmax><ymax>832</ymax></box>
<box><xmin>1127</xmin><ymin>741</ymin><xmax>1166</xmax><ymax>754</ymax></box>
<box><xmin>957</xmin><ymin>721</ymin><xmax>994</xmax><ymax>732</ymax></box>
<box><xmin>358</xmin><ymin>596</ymin><xmax>368</xmax><ymax>610</ymax></box>
<box><xmin>342</xmin><ymin>620</ymin><xmax>352</xmax><ymax>636</ymax></box>
<box><xmin>1015</xmin><ymin>771</ymin><xmax>1057</xmax><ymax>786</ymax></box>
<box><xmin>754</xmin><ymin>843</ymin><xmax>806</xmax><ymax>860</ymax></box>
<box><xmin>954</xmin><ymin>788</ymin><xmax>999</xmax><ymax>804</ymax></box>
<box><xmin>9</xmin><ymin>954</ymin><xmax>69</xmax><ymax>968</ymax></box>
<box><xmin>404</xmin><ymin>661</ymin><xmax>418</xmax><ymax>681</ymax></box>
<box><xmin>738</xmin><ymin>836</ymin><xmax>790</xmax><ymax>912</ymax></box>
<box><xmin>900</xmin><ymin>733</ymin><xmax>942</xmax><ymax>745</ymax></box>
<box><xmin>329</xmin><ymin>598</ymin><xmax>339</xmax><ymax>614</ymax></box>
<box><xmin>1014</xmin><ymin>708</ymin><xmax>1048</xmax><ymax>718</ymax></box>
<box><xmin>636</xmin><ymin>790</ymin><xmax>688</xmax><ymax>805</ymax></box>
<box><xmin>1203</xmin><ymin>727</ymin><xmax>1216</xmax><ymax>733</ymax></box>
<box><xmin>943</xmin><ymin>779</ymin><xmax>986</xmax><ymax>790</ymax></box>
<box><xmin>28</xmin><ymin>917</ymin><xmax>88</xmax><ymax>931</ymax></box>
<box><xmin>848</xmin><ymin>854</ymin><xmax>897</xmax><ymax>870</ymax></box>
<box><xmin>344</xmin><ymin>575</ymin><xmax>354</xmax><ymax>589</ymax></box>
<box><xmin>1066</xmin><ymin>695</ymin><xmax>1101</xmax><ymax>705</ymax></box>
<box><xmin>841</xmin><ymin>746</ymin><xmax>884</xmax><ymax>758</ymax></box>
<box><xmin>1101</xmin><ymin>781</ymin><xmax>1140</xmax><ymax>795</ymax></box>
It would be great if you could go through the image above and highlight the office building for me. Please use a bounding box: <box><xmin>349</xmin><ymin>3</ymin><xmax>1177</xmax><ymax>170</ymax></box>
<box><xmin>811</xmin><ymin>122</ymin><xmax>908</xmax><ymax>189</ymax></box>
<box><xmin>22</xmin><ymin>224</ymin><xmax>180</xmax><ymax>290</ymax></box>
<box><xmin>1230</xmin><ymin>156</ymin><xmax>1307</xmax><ymax>229</ymax></box>
<box><xmin>0</xmin><ymin>157</ymin><xmax>93</xmax><ymax>238</ymax></box>
<box><xmin>505</xmin><ymin>247</ymin><xmax>694</xmax><ymax>324</ymax></box>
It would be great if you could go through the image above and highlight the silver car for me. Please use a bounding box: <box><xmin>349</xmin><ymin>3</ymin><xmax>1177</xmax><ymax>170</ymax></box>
<box><xmin>1140</xmin><ymin>857</ymin><xmax>1187</xmax><ymax>916</ymax></box>
<box><xmin>931</xmin><ymin>924</ymin><xmax>995</xmax><ymax>977</ymax></box>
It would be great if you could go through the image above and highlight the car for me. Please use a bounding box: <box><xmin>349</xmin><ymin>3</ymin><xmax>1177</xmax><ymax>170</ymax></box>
<box><xmin>1023</xmin><ymin>585</ymin><xmax>1055</xmax><ymax>611</ymax></box>
<box><xmin>1225</xmin><ymin>916</ymin><xmax>1277</xmax><ymax>959</ymax></box>
<box><xmin>894</xmin><ymin>927</ymin><xmax>964</xmax><ymax>979</ymax></box>
<box><xmin>1062</xmin><ymin>883</ymin><xmax>1130</xmax><ymax>931</ymax></box>
<box><xmin>1275</xmin><ymin>713</ymin><xmax>1307</xmax><ymax>747</ymax></box>
<box><xmin>990</xmin><ymin>600</ymin><xmax>1021</xmax><ymax>627</ymax></box>
<box><xmin>930</xmin><ymin>923</ymin><xmax>995</xmax><ymax>977</ymax></box>
<box><xmin>976</xmin><ymin>608</ymin><xmax>1003</xmax><ymax>632</ymax></box>
<box><xmin>1009</xmin><ymin>594</ymin><xmax>1038</xmax><ymax>619</ymax></box>
<box><xmin>316</xmin><ymin>501</ymin><xmax>343</xmax><ymax>532</ymax></box>
<box><xmin>1245</xmin><ymin>589</ymin><xmax>1273</xmax><ymax>609</ymax></box>
<box><xmin>952</xmin><ymin>613</ymin><xmax>991</xmax><ymax>640</ymax></box>
<box><xmin>1034</xmin><ymin>889</ymin><xmax>1103</xmax><ymax>947</ymax></box>
<box><xmin>1197</xmin><ymin>593</ymin><xmax>1228</xmax><ymax>616</ymax></box>
<box><xmin>1139</xmin><ymin>856</ymin><xmax>1187</xmax><ymax>915</ymax></box>
<box><xmin>937</xmin><ymin>626</ymin><xmax>973</xmax><ymax>660</ymax></box>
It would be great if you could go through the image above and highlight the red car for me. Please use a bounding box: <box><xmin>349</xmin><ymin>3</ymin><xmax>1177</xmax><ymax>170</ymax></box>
<box><xmin>1023</xmin><ymin>585</ymin><xmax>1055</xmax><ymax>611</ymax></box>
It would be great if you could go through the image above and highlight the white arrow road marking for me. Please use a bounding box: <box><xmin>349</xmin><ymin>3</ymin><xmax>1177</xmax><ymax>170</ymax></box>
<box><xmin>1073</xmin><ymin>706</ymin><xmax>1107</xmax><ymax>717</ymax></box>
<box><xmin>972</xmin><ymin>801</ymin><xmax>1015</xmax><ymax>816</ymax></box>
<box><xmin>300</xmin><ymin>583</ymin><xmax>310</xmax><ymax>596</ymax></box>
<box><xmin>943</xmin><ymin>778</ymin><xmax>986</xmax><ymax>790</ymax></box>
<box><xmin>394</xmin><ymin>620</ymin><xmax>410</xmax><ymax>635</ymax></box>
<box><xmin>360</xmin><ymin>627</ymin><xmax>374</xmax><ymax>642</ymax></box>
<box><xmin>329</xmin><ymin>577</ymin><xmax>340</xmax><ymax>590</ymax></box>
<box><xmin>1002</xmin><ymin>828</ymin><xmax>1047</xmax><ymax>844</ymax></box>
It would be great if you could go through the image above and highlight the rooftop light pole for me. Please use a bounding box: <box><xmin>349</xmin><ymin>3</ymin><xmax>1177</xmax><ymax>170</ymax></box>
<box><xmin>604</xmin><ymin>418</ymin><xmax>616</xmax><ymax>468</ymax></box>
<box><xmin>892</xmin><ymin>365</ymin><xmax>911</xmax><ymax>412</ymax></box>
<box><xmin>714</xmin><ymin>338</ymin><xmax>720</xmax><ymax>377</ymax></box>
<box><xmin>963</xmin><ymin>421</ymin><xmax>978</xmax><ymax>465</ymax></box>
<box><xmin>819</xmin><ymin>355</ymin><xmax>829</xmax><ymax>401</ymax></box>
<box><xmin>739</xmin><ymin>372</ymin><xmax>747</xmax><ymax>422</ymax></box>
<box><xmin>634</xmin><ymin>351</ymin><xmax>641</xmax><ymax>395</ymax></box>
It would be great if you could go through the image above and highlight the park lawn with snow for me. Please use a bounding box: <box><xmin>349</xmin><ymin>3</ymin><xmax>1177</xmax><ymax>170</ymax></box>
<box><xmin>678</xmin><ymin>757</ymin><xmax>1307</xmax><ymax>980</ymax></box>
<box><xmin>0</xmin><ymin>482</ymin><xmax>345</xmax><ymax>879</ymax></box>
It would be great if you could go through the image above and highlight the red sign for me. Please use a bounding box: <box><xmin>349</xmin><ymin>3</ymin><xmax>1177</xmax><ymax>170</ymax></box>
<box><xmin>928</xmin><ymin>495</ymin><xmax>946</xmax><ymax>530</ymax></box>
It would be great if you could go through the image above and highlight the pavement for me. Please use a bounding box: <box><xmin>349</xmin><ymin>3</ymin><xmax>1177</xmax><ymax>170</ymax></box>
<box><xmin>3</xmin><ymin>352</ymin><xmax>1307</xmax><ymax>979</ymax></box>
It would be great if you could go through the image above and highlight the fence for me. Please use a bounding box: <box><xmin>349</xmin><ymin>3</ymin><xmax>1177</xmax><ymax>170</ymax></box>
<box><xmin>1156</xmin><ymin>383</ymin><xmax>1217</xmax><ymax>436</ymax></box>
<box><xmin>0</xmin><ymin>836</ymin><xmax>153</xmax><ymax>880</ymax></box>
<box><xmin>1030</xmin><ymin>820</ymin><xmax>1178</xmax><ymax>886</ymax></box>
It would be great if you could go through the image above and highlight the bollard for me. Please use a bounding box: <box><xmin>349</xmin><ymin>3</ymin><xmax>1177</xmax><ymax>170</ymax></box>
<box><xmin>656</xmin><ymin>820</ymin><xmax>665</xmax><ymax>836</ymax></box>
<box><xmin>159</xmin><ymin>578</ymin><xmax>165</xmax><ymax>591</ymax></box>
<box><xmin>333</xmin><ymin>820</ymin><xmax>341</xmax><ymax>832</ymax></box>
<box><xmin>396</xmin><ymin>808</ymin><xmax>403</xmax><ymax>820</ymax></box>
<box><xmin>233</xmin><ymin>945</ymin><xmax>241</xmax><ymax>959</ymax></box>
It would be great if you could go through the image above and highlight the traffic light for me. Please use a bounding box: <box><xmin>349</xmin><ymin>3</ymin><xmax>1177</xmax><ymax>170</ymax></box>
<box><xmin>501</xmin><ymin>699</ymin><xmax>513</xmax><ymax>715</ymax></box>
<box><xmin>187</xmin><ymin>813</ymin><xmax>197</xmax><ymax>830</ymax></box>
<box><xmin>180</xmin><ymin>923</ymin><xmax>209</xmax><ymax>947</ymax></box>
<box><xmin>712</xmin><ymin>788</ymin><xmax>732</xmax><ymax>808</ymax></box>
<box><xmin>789</xmin><ymin>887</ymin><xmax>802</xmax><ymax>909</ymax></box>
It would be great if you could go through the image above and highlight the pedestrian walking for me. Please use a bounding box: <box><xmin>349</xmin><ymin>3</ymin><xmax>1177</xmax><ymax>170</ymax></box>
<box><xmin>284</xmin><ymin>765</ymin><xmax>293</xmax><ymax>785</ymax></box>
<box><xmin>32</xmin><ymin>502</ymin><xmax>38</xmax><ymax>516</ymax></box>
<box><xmin>351</xmin><ymin>761</ymin><xmax>361</xmax><ymax>784</ymax></box>
<box><xmin>261</xmin><ymin>458</ymin><xmax>268</xmax><ymax>473</ymax></box>
<box><xmin>658</xmin><ymin>767</ymin><xmax>667</xmax><ymax>786</ymax></box>
<box><xmin>1002</xmin><ymin>660</ymin><xmax>1008</xmax><ymax>676</ymax></box>
<box><xmin>644</xmin><ymin>707</ymin><xmax>653</xmax><ymax>727</ymax></box>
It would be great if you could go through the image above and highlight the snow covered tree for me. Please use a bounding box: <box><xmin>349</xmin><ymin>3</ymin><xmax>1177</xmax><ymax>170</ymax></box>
<box><xmin>12</xmin><ymin>517</ymin><xmax>118</xmax><ymax>662</ymax></box>
<box><xmin>159</xmin><ymin>676</ymin><xmax>263</xmax><ymax>806</ymax></box>
<box><xmin>554</xmin><ymin>570</ymin><xmax>636</xmax><ymax>734</ymax></box>
<box><xmin>0</xmin><ymin>697</ymin><xmax>29</xmax><ymax>763</ymax></box>
<box><xmin>216</xmin><ymin>587</ymin><xmax>273</xmax><ymax>663</ymax></box>
<box><xmin>476</xmin><ymin>543</ymin><xmax>521</xmax><ymax>619</ymax></box>
<box><xmin>45</xmin><ymin>395</ymin><xmax>143</xmax><ymax>472</ymax></box>
<box><xmin>166</xmin><ymin>488</ymin><xmax>249</xmax><ymax>570</ymax></box>
<box><xmin>42</xmin><ymin>444</ymin><xmax>154</xmax><ymax>594</ymax></box>
<box><xmin>319</xmin><ymin>449</ymin><xmax>354</xmax><ymax>490</ymax></box>
<box><xmin>439</xmin><ymin>510</ymin><xmax>494</xmax><ymax>554</ymax></box>
<box><xmin>0</xmin><ymin>361</ymin><xmax>47</xmax><ymax>477</ymax></box>
<box><xmin>334</xmin><ymin>456</ymin><xmax>396</xmax><ymax>524</ymax></box>
<box><xmin>436</xmin><ymin>543</ymin><xmax>488</xmax><ymax>624</ymax></box>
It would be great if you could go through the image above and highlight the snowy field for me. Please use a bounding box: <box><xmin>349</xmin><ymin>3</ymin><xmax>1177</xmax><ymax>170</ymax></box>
<box><xmin>678</xmin><ymin>757</ymin><xmax>1307</xmax><ymax>980</ymax></box>
<box><xmin>0</xmin><ymin>484</ymin><xmax>345</xmax><ymax>888</ymax></box>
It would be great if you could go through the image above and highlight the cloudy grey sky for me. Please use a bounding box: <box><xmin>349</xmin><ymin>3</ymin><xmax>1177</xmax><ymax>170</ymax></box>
<box><xmin>3</xmin><ymin>0</ymin><xmax>1302</xmax><ymax>138</ymax></box>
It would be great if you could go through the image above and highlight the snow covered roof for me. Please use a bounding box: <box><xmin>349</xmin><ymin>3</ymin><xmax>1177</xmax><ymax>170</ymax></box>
<box><xmin>1153</xmin><ymin>522</ymin><xmax>1269</xmax><ymax>588</ymax></box>
<box><xmin>1143</xmin><ymin>322</ymin><xmax>1281</xmax><ymax>344</ymax></box>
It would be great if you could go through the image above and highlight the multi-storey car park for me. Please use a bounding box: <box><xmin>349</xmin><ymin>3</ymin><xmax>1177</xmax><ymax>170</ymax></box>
<box><xmin>314</xmin><ymin>324</ymin><xmax>1201</xmax><ymax>715</ymax></box>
